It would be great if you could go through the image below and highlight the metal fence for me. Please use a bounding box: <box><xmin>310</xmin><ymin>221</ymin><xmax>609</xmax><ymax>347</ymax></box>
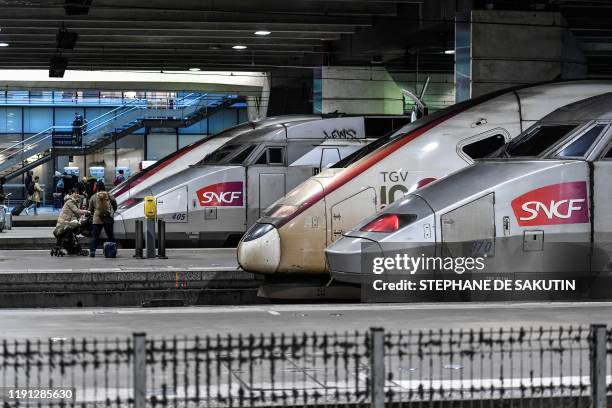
<box><xmin>0</xmin><ymin>325</ymin><xmax>609</xmax><ymax>407</ymax></box>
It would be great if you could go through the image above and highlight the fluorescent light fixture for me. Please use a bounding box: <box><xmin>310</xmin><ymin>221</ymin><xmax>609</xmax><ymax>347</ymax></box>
<box><xmin>232</xmin><ymin>45</ymin><xmax>247</xmax><ymax>50</ymax></box>
<box><xmin>0</xmin><ymin>43</ymin><xmax>9</xmax><ymax>47</ymax></box>
<box><xmin>254</xmin><ymin>30</ymin><xmax>271</xmax><ymax>36</ymax></box>
<box><xmin>188</xmin><ymin>67</ymin><xmax>201</xmax><ymax>71</ymax></box>
<box><xmin>444</xmin><ymin>49</ymin><xmax>455</xmax><ymax>55</ymax></box>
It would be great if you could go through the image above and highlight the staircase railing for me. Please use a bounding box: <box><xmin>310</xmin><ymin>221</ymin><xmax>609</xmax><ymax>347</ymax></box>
<box><xmin>0</xmin><ymin>93</ymin><xmax>224</xmax><ymax>178</ymax></box>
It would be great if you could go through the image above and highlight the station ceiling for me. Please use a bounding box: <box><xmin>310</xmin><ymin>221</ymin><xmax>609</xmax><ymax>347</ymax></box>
<box><xmin>0</xmin><ymin>0</ymin><xmax>611</xmax><ymax>75</ymax></box>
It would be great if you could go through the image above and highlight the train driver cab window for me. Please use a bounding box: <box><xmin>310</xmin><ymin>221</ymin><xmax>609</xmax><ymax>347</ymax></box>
<box><xmin>462</xmin><ymin>134</ymin><xmax>506</xmax><ymax>159</ymax></box>
<box><xmin>254</xmin><ymin>147</ymin><xmax>285</xmax><ymax>165</ymax></box>
<box><xmin>556</xmin><ymin>124</ymin><xmax>607</xmax><ymax>158</ymax></box>
<box><xmin>495</xmin><ymin>124</ymin><xmax>578</xmax><ymax>157</ymax></box>
<box><xmin>228</xmin><ymin>145</ymin><xmax>256</xmax><ymax>164</ymax></box>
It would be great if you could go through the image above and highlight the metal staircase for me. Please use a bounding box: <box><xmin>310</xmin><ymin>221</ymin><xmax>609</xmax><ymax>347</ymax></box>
<box><xmin>0</xmin><ymin>94</ymin><xmax>242</xmax><ymax>180</ymax></box>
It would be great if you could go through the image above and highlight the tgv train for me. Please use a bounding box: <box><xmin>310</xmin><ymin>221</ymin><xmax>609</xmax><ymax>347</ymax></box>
<box><xmin>115</xmin><ymin>116</ymin><xmax>408</xmax><ymax>245</ymax></box>
<box><xmin>238</xmin><ymin>80</ymin><xmax>612</xmax><ymax>285</ymax></box>
<box><xmin>325</xmin><ymin>92</ymin><xmax>612</xmax><ymax>286</ymax></box>
<box><xmin>111</xmin><ymin>115</ymin><xmax>320</xmax><ymax>204</ymax></box>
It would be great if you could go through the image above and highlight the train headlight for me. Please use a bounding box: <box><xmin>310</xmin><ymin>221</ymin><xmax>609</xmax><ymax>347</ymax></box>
<box><xmin>242</xmin><ymin>223</ymin><xmax>274</xmax><ymax>242</ymax></box>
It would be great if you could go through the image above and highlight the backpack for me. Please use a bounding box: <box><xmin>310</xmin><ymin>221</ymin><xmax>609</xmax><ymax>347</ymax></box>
<box><xmin>95</xmin><ymin>192</ymin><xmax>113</xmax><ymax>218</ymax></box>
<box><xmin>27</xmin><ymin>182</ymin><xmax>35</xmax><ymax>195</ymax></box>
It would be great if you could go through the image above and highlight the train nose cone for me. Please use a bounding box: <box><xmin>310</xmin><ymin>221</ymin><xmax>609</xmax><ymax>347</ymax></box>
<box><xmin>325</xmin><ymin>237</ymin><xmax>383</xmax><ymax>284</ymax></box>
<box><xmin>237</xmin><ymin>223</ymin><xmax>281</xmax><ymax>274</ymax></box>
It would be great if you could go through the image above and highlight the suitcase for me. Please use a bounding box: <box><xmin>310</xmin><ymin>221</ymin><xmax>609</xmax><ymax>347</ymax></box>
<box><xmin>11</xmin><ymin>199</ymin><xmax>31</xmax><ymax>216</ymax></box>
<box><xmin>103</xmin><ymin>242</ymin><xmax>117</xmax><ymax>258</ymax></box>
<box><xmin>53</xmin><ymin>193</ymin><xmax>63</xmax><ymax>209</ymax></box>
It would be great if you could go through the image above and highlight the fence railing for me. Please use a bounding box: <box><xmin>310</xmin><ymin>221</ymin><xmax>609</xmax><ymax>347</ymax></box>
<box><xmin>0</xmin><ymin>324</ymin><xmax>609</xmax><ymax>407</ymax></box>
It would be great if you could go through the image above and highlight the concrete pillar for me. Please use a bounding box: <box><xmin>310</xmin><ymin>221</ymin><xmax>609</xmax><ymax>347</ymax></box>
<box><xmin>455</xmin><ymin>10</ymin><xmax>587</xmax><ymax>101</ymax></box>
<box><xmin>314</xmin><ymin>66</ymin><xmax>404</xmax><ymax>115</ymax></box>
<box><xmin>247</xmin><ymin>73</ymin><xmax>270</xmax><ymax>121</ymax></box>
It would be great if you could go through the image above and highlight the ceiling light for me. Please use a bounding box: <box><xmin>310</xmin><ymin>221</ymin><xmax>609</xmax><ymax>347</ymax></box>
<box><xmin>232</xmin><ymin>45</ymin><xmax>247</xmax><ymax>50</ymax></box>
<box><xmin>0</xmin><ymin>43</ymin><xmax>9</xmax><ymax>47</ymax></box>
<box><xmin>189</xmin><ymin>67</ymin><xmax>201</xmax><ymax>72</ymax></box>
<box><xmin>254</xmin><ymin>30</ymin><xmax>271</xmax><ymax>36</ymax></box>
<box><xmin>444</xmin><ymin>49</ymin><xmax>455</xmax><ymax>55</ymax></box>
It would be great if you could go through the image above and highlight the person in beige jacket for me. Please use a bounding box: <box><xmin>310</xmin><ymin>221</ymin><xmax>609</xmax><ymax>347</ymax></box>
<box><xmin>26</xmin><ymin>176</ymin><xmax>44</xmax><ymax>215</ymax></box>
<box><xmin>54</xmin><ymin>188</ymin><xmax>89</xmax><ymax>244</ymax></box>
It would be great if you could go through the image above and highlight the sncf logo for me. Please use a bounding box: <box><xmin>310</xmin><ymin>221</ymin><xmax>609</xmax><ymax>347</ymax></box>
<box><xmin>196</xmin><ymin>181</ymin><xmax>243</xmax><ymax>207</ymax></box>
<box><xmin>511</xmin><ymin>181</ymin><xmax>589</xmax><ymax>227</ymax></box>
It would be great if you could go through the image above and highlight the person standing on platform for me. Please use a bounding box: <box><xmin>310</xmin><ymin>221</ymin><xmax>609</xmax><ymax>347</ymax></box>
<box><xmin>24</xmin><ymin>170</ymin><xmax>32</xmax><ymax>198</ymax></box>
<box><xmin>25</xmin><ymin>176</ymin><xmax>42</xmax><ymax>215</ymax></box>
<box><xmin>88</xmin><ymin>181</ymin><xmax>117</xmax><ymax>257</ymax></box>
<box><xmin>113</xmin><ymin>169</ymin><xmax>125</xmax><ymax>186</ymax></box>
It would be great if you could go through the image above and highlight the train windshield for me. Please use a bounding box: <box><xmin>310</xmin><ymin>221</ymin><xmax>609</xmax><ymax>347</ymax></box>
<box><xmin>111</xmin><ymin>121</ymin><xmax>255</xmax><ymax>195</ymax></box>
<box><xmin>491</xmin><ymin>124</ymin><xmax>578</xmax><ymax>158</ymax></box>
<box><xmin>199</xmin><ymin>144</ymin><xmax>257</xmax><ymax>165</ymax></box>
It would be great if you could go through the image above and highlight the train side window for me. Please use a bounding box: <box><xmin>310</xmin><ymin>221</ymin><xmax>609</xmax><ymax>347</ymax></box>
<box><xmin>268</xmin><ymin>147</ymin><xmax>284</xmax><ymax>165</ymax></box>
<box><xmin>462</xmin><ymin>134</ymin><xmax>506</xmax><ymax>159</ymax></box>
<box><xmin>254</xmin><ymin>147</ymin><xmax>285</xmax><ymax>165</ymax></box>
<box><xmin>603</xmin><ymin>144</ymin><xmax>612</xmax><ymax>158</ymax></box>
<box><xmin>557</xmin><ymin>124</ymin><xmax>606</xmax><ymax>158</ymax></box>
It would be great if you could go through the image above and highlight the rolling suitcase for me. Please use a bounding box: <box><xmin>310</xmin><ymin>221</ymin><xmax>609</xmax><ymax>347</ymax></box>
<box><xmin>11</xmin><ymin>199</ymin><xmax>31</xmax><ymax>216</ymax></box>
<box><xmin>103</xmin><ymin>242</ymin><xmax>117</xmax><ymax>258</ymax></box>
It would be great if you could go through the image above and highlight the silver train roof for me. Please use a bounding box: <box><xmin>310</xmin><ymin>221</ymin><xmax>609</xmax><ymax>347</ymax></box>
<box><xmin>540</xmin><ymin>91</ymin><xmax>612</xmax><ymax>123</ymax></box>
<box><xmin>222</xmin><ymin>116</ymin><xmax>368</xmax><ymax>145</ymax></box>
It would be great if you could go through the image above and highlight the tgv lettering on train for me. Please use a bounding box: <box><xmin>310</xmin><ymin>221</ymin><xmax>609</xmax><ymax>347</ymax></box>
<box><xmin>323</xmin><ymin>128</ymin><xmax>357</xmax><ymax>139</ymax></box>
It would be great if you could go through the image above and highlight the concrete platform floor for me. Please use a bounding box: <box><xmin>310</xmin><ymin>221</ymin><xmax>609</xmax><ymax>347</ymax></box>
<box><xmin>0</xmin><ymin>301</ymin><xmax>609</xmax><ymax>339</ymax></box>
<box><xmin>0</xmin><ymin>248</ymin><xmax>237</xmax><ymax>273</ymax></box>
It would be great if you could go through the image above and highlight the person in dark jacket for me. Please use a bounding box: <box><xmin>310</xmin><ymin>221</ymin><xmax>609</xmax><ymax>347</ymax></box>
<box><xmin>24</xmin><ymin>171</ymin><xmax>33</xmax><ymax>197</ymax></box>
<box><xmin>0</xmin><ymin>177</ymin><xmax>6</xmax><ymax>203</ymax></box>
<box><xmin>88</xmin><ymin>181</ymin><xmax>117</xmax><ymax>257</ymax></box>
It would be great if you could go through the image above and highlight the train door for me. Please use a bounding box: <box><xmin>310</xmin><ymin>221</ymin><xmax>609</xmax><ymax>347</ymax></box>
<box><xmin>440</xmin><ymin>193</ymin><xmax>496</xmax><ymax>259</ymax></box>
<box><xmin>247</xmin><ymin>146</ymin><xmax>287</xmax><ymax>226</ymax></box>
<box><xmin>329</xmin><ymin>187</ymin><xmax>377</xmax><ymax>243</ymax></box>
<box><xmin>591</xmin><ymin>126</ymin><xmax>612</xmax><ymax>272</ymax></box>
<box><xmin>320</xmin><ymin>148</ymin><xmax>341</xmax><ymax>170</ymax></box>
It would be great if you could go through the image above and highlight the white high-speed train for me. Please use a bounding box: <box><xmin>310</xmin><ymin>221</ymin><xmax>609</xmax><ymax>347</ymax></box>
<box><xmin>237</xmin><ymin>80</ymin><xmax>612</xmax><ymax>297</ymax></box>
<box><xmin>326</xmin><ymin>92</ymin><xmax>612</xmax><ymax>301</ymax></box>
<box><xmin>115</xmin><ymin>116</ymin><xmax>408</xmax><ymax>246</ymax></box>
<box><xmin>111</xmin><ymin>115</ymin><xmax>320</xmax><ymax>205</ymax></box>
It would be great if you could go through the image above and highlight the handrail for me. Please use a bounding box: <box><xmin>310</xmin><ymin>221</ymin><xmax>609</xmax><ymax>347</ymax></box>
<box><xmin>0</xmin><ymin>93</ymin><xmax>226</xmax><ymax>174</ymax></box>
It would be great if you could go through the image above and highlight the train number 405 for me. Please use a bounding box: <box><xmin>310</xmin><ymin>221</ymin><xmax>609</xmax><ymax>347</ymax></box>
<box><xmin>171</xmin><ymin>213</ymin><xmax>186</xmax><ymax>221</ymax></box>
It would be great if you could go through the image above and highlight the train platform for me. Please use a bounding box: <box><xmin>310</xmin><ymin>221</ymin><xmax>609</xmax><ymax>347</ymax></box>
<box><xmin>2</xmin><ymin>301</ymin><xmax>611</xmax><ymax>339</ymax></box>
<box><xmin>0</xmin><ymin>248</ymin><xmax>262</xmax><ymax>308</ymax></box>
<box><xmin>0</xmin><ymin>226</ymin><xmax>58</xmax><ymax>248</ymax></box>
